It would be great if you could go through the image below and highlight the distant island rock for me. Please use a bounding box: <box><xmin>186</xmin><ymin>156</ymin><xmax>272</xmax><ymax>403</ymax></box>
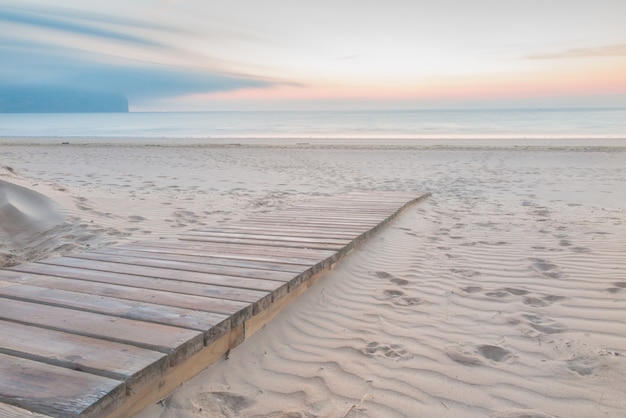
<box><xmin>0</xmin><ymin>87</ymin><xmax>128</xmax><ymax>113</ymax></box>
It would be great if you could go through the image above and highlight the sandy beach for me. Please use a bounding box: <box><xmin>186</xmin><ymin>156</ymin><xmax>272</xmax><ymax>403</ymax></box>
<box><xmin>1</xmin><ymin>138</ymin><xmax>625</xmax><ymax>417</ymax></box>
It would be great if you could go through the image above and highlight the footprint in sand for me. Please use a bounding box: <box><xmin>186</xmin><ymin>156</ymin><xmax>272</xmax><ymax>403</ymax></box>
<box><xmin>529</xmin><ymin>258</ymin><xmax>564</xmax><ymax>279</ymax></box>
<box><xmin>375</xmin><ymin>271</ymin><xmax>411</xmax><ymax>286</ymax></box>
<box><xmin>383</xmin><ymin>289</ymin><xmax>404</xmax><ymax>298</ymax></box>
<box><xmin>477</xmin><ymin>345</ymin><xmax>511</xmax><ymax>362</ymax></box>
<box><xmin>543</xmin><ymin>295</ymin><xmax>566</xmax><ymax>303</ymax></box>
<box><xmin>606</xmin><ymin>282</ymin><xmax>626</xmax><ymax>293</ymax></box>
<box><xmin>451</xmin><ymin>268</ymin><xmax>481</xmax><ymax>277</ymax></box>
<box><xmin>381</xmin><ymin>289</ymin><xmax>423</xmax><ymax>306</ymax></box>
<box><xmin>189</xmin><ymin>391</ymin><xmax>254</xmax><ymax>415</ymax></box>
<box><xmin>364</xmin><ymin>342</ymin><xmax>412</xmax><ymax>360</ymax></box>
<box><xmin>460</xmin><ymin>285</ymin><xmax>482</xmax><ymax>294</ymax></box>
<box><xmin>389</xmin><ymin>277</ymin><xmax>410</xmax><ymax>286</ymax></box>
<box><xmin>485</xmin><ymin>291</ymin><xmax>510</xmax><ymax>298</ymax></box>
<box><xmin>399</xmin><ymin>296</ymin><xmax>422</xmax><ymax>306</ymax></box>
<box><xmin>447</xmin><ymin>344</ymin><xmax>512</xmax><ymax>365</ymax></box>
<box><xmin>566</xmin><ymin>357</ymin><xmax>608</xmax><ymax>377</ymax></box>
<box><xmin>523</xmin><ymin>295</ymin><xmax>566</xmax><ymax>308</ymax></box>
<box><xmin>445</xmin><ymin>345</ymin><xmax>483</xmax><ymax>366</ymax></box>
<box><xmin>505</xmin><ymin>288</ymin><xmax>529</xmax><ymax>296</ymax></box>
<box><xmin>509</xmin><ymin>314</ymin><xmax>567</xmax><ymax>335</ymax></box>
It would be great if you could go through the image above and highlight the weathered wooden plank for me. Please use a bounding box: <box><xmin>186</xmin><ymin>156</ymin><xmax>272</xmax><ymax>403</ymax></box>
<box><xmin>299</xmin><ymin>191</ymin><xmax>418</xmax><ymax>200</ymax></box>
<box><xmin>286</xmin><ymin>202</ymin><xmax>413</xmax><ymax>210</ymax></box>
<box><xmin>0</xmin><ymin>298</ymin><xmax>204</xmax><ymax>365</ymax></box>
<box><xmin>191</xmin><ymin>225</ymin><xmax>357</xmax><ymax>239</ymax></box>
<box><xmin>1</xmin><ymin>269</ymin><xmax>258</xmax><ymax>317</ymax></box>
<box><xmin>0</xmin><ymin>402</ymin><xmax>51</xmax><ymax>418</ymax></box>
<box><xmin>0</xmin><ymin>352</ymin><xmax>125</xmax><ymax>418</ymax></box>
<box><xmin>5</xmin><ymin>263</ymin><xmax>268</xmax><ymax>309</ymax></box>
<box><xmin>243</xmin><ymin>217</ymin><xmax>376</xmax><ymax>228</ymax></box>
<box><xmin>0</xmin><ymin>191</ymin><xmax>427</xmax><ymax>418</ymax></box>
<box><xmin>0</xmin><ymin>320</ymin><xmax>167</xmax><ymax>385</ymax></box>
<box><xmin>177</xmin><ymin>234</ymin><xmax>346</xmax><ymax>250</ymax></box>
<box><xmin>233</xmin><ymin>220</ymin><xmax>366</xmax><ymax>231</ymax></box>
<box><xmin>68</xmin><ymin>251</ymin><xmax>298</xmax><ymax>281</ymax></box>
<box><xmin>245</xmin><ymin>222</ymin><xmax>373</xmax><ymax>231</ymax></box>
<box><xmin>180</xmin><ymin>230</ymin><xmax>352</xmax><ymax>246</ymax></box>
<box><xmin>0</xmin><ymin>280</ymin><xmax>229</xmax><ymax>331</ymax></box>
<box><xmin>101</xmin><ymin>246</ymin><xmax>333</xmax><ymax>288</ymax></box>
<box><xmin>250</xmin><ymin>213</ymin><xmax>389</xmax><ymax>221</ymax></box>
<box><xmin>104</xmin><ymin>323</ymin><xmax>245</xmax><ymax>418</ymax></box>
<box><xmin>166</xmin><ymin>241</ymin><xmax>336</xmax><ymax>260</ymax></box>
<box><xmin>35</xmin><ymin>257</ymin><xmax>286</xmax><ymax>291</ymax></box>
<box><xmin>92</xmin><ymin>247</ymin><xmax>310</xmax><ymax>273</ymax></box>
<box><xmin>279</xmin><ymin>206</ymin><xmax>401</xmax><ymax>213</ymax></box>
<box><xmin>126</xmin><ymin>241</ymin><xmax>332</xmax><ymax>265</ymax></box>
<box><xmin>280</xmin><ymin>208</ymin><xmax>401</xmax><ymax>215</ymax></box>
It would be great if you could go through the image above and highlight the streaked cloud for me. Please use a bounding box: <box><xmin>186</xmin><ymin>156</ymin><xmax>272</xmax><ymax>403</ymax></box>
<box><xmin>0</xmin><ymin>2</ymin><xmax>276</xmax><ymax>106</ymax></box>
<box><xmin>1</xmin><ymin>38</ymin><xmax>269</xmax><ymax>97</ymax></box>
<box><xmin>1</xmin><ymin>0</ymin><xmax>625</xmax><ymax>110</ymax></box>
<box><xmin>0</xmin><ymin>6</ymin><xmax>163</xmax><ymax>47</ymax></box>
<box><xmin>527</xmin><ymin>44</ymin><xmax>626</xmax><ymax>60</ymax></box>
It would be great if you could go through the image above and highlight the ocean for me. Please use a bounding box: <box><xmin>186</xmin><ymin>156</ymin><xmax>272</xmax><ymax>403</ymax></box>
<box><xmin>0</xmin><ymin>108</ymin><xmax>625</xmax><ymax>140</ymax></box>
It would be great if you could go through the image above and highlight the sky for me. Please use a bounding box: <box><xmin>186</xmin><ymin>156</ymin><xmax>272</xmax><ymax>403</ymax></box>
<box><xmin>1</xmin><ymin>0</ymin><xmax>626</xmax><ymax>111</ymax></box>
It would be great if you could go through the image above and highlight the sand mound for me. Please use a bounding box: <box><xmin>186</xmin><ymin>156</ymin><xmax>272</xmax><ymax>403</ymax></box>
<box><xmin>0</xmin><ymin>178</ymin><xmax>63</xmax><ymax>236</ymax></box>
<box><xmin>0</xmin><ymin>178</ymin><xmax>67</xmax><ymax>266</ymax></box>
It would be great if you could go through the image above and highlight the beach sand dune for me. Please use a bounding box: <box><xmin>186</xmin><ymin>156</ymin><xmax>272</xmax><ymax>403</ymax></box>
<box><xmin>0</xmin><ymin>174</ymin><xmax>66</xmax><ymax>266</ymax></box>
<box><xmin>0</xmin><ymin>166</ymin><xmax>131</xmax><ymax>268</ymax></box>
<box><xmin>1</xmin><ymin>140</ymin><xmax>625</xmax><ymax>417</ymax></box>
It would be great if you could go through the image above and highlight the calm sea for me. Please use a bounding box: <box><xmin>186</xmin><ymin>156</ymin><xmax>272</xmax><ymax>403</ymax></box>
<box><xmin>0</xmin><ymin>108</ymin><xmax>625</xmax><ymax>140</ymax></box>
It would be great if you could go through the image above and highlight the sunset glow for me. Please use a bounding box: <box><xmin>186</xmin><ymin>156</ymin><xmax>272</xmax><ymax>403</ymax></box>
<box><xmin>2</xmin><ymin>0</ymin><xmax>625</xmax><ymax>110</ymax></box>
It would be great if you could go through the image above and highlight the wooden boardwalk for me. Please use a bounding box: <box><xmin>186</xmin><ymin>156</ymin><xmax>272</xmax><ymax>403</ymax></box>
<box><xmin>0</xmin><ymin>192</ymin><xmax>427</xmax><ymax>417</ymax></box>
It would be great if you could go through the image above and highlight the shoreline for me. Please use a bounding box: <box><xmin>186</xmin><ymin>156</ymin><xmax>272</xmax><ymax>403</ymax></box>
<box><xmin>2</xmin><ymin>136</ymin><xmax>626</xmax><ymax>150</ymax></box>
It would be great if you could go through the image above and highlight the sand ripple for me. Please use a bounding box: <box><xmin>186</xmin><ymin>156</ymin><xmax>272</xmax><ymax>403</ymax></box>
<box><xmin>138</xmin><ymin>188</ymin><xmax>625</xmax><ymax>417</ymax></box>
<box><xmin>2</xmin><ymin>143</ymin><xmax>625</xmax><ymax>417</ymax></box>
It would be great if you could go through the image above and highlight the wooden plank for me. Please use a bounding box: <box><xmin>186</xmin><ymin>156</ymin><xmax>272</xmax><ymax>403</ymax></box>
<box><xmin>191</xmin><ymin>225</ymin><xmax>357</xmax><ymax>239</ymax></box>
<box><xmin>245</xmin><ymin>265</ymin><xmax>331</xmax><ymax>339</ymax></box>
<box><xmin>279</xmin><ymin>206</ymin><xmax>401</xmax><ymax>213</ymax></box>
<box><xmin>286</xmin><ymin>202</ymin><xmax>413</xmax><ymax>210</ymax></box>
<box><xmin>105</xmin><ymin>263</ymin><xmax>335</xmax><ymax>418</ymax></box>
<box><xmin>124</xmin><ymin>241</ymin><xmax>332</xmax><ymax>265</ymax></box>
<box><xmin>180</xmin><ymin>230</ymin><xmax>352</xmax><ymax>246</ymax></box>
<box><xmin>0</xmin><ymin>352</ymin><xmax>125</xmax><ymax>418</ymax></box>
<box><xmin>5</xmin><ymin>263</ymin><xmax>268</xmax><ymax>304</ymax></box>
<box><xmin>0</xmin><ymin>402</ymin><xmax>51</xmax><ymax>418</ymax></box>
<box><xmin>0</xmin><ymin>191</ymin><xmax>428</xmax><ymax>418</ymax></box>
<box><xmin>250</xmin><ymin>213</ymin><xmax>388</xmax><ymax>221</ymax></box>
<box><xmin>68</xmin><ymin>251</ymin><xmax>298</xmax><ymax>281</ymax></box>
<box><xmin>0</xmin><ymin>320</ymin><xmax>167</xmax><ymax>385</ymax></box>
<box><xmin>35</xmin><ymin>257</ymin><xmax>287</xmax><ymax>291</ymax></box>
<box><xmin>1</xmin><ymin>269</ymin><xmax>258</xmax><ymax>317</ymax></box>
<box><xmin>104</xmin><ymin>323</ymin><xmax>245</xmax><ymax>418</ymax></box>
<box><xmin>233</xmin><ymin>221</ymin><xmax>367</xmax><ymax>232</ymax></box>
<box><xmin>0</xmin><ymin>280</ymin><xmax>229</xmax><ymax>332</ymax></box>
<box><xmin>92</xmin><ymin>247</ymin><xmax>310</xmax><ymax>273</ymax></box>
<box><xmin>302</xmin><ymin>192</ymin><xmax>419</xmax><ymax>201</ymax></box>
<box><xmin>242</xmin><ymin>218</ymin><xmax>376</xmax><ymax>228</ymax></box>
<box><xmin>165</xmin><ymin>241</ymin><xmax>336</xmax><ymax>260</ymax></box>
<box><xmin>245</xmin><ymin>220</ymin><xmax>378</xmax><ymax>228</ymax></box>
<box><xmin>0</xmin><ymin>298</ymin><xmax>204</xmax><ymax>365</ymax></box>
<box><xmin>177</xmin><ymin>234</ymin><xmax>346</xmax><ymax>250</ymax></box>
